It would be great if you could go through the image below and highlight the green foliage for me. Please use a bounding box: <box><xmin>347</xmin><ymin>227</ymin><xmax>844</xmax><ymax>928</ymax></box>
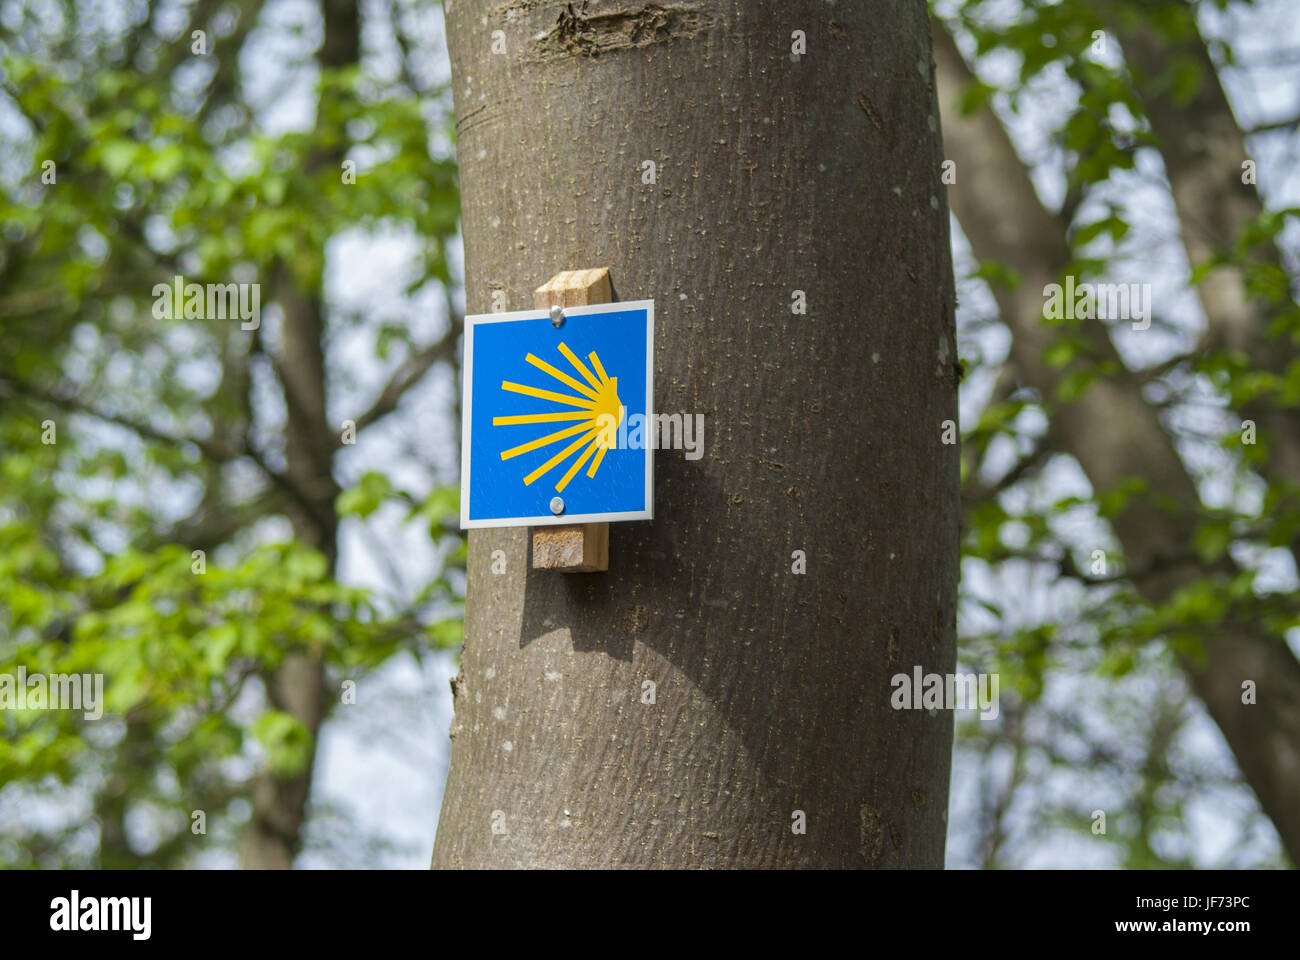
<box><xmin>337</xmin><ymin>472</ymin><xmax>394</xmax><ymax>519</ymax></box>
<box><xmin>0</xmin><ymin>2</ymin><xmax>465</xmax><ymax>867</ymax></box>
<box><xmin>945</xmin><ymin>0</ymin><xmax>1300</xmax><ymax>868</ymax></box>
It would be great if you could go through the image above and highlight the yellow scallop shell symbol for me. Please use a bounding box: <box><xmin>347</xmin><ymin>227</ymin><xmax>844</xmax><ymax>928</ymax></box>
<box><xmin>494</xmin><ymin>343</ymin><xmax>623</xmax><ymax>493</ymax></box>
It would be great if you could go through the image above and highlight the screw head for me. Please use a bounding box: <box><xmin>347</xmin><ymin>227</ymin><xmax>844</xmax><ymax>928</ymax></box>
<box><xmin>550</xmin><ymin>496</ymin><xmax>565</xmax><ymax>515</ymax></box>
<box><xmin>549</xmin><ymin>305</ymin><xmax>564</xmax><ymax>328</ymax></box>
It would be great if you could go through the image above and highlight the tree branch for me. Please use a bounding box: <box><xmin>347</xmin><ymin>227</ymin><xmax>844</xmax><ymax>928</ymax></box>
<box><xmin>934</xmin><ymin>12</ymin><xmax>1300</xmax><ymax>862</ymax></box>
<box><xmin>345</xmin><ymin>320</ymin><xmax>460</xmax><ymax>444</ymax></box>
<box><xmin>0</xmin><ymin>367</ymin><xmax>333</xmax><ymax>536</ymax></box>
<box><xmin>962</xmin><ymin>436</ymin><xmax>1055</xmax><ymax>510</ymax></box>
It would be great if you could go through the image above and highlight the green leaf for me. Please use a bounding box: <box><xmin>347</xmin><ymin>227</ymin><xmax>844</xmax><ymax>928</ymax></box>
<box><xmin>429</xmin><ymin>618</ymin><xmax>464</xmax><ymax>649</ymax></box>
<box><xmin>336</xmin><ymin>472</ymin><xmax>393</xmax><ymax>518</ymax></box>
<box><xmin>284</xmin><ymin>548</ymin><xmax>328</xmax><ymax>584</ymax></box>
<box><xmin>99</xmin><ymin>140</ymin><xmax>138</xmax><ymax>178</ymax></box>
<box><xmin>203</xmin><ymin>624</ymin><xmax>241</xmax><ymax>674</ymax></box>
<box><xmin>252</xmin><ymin>710</ymin><xmax>312</xmax><ymax>776</ymax></box>
<box><xmin>959</xmin><ymin>79</ymin><xmax>996</xmax><ymax>116</ymax></box>
<box><xmin>1194</xmin><ymin>521</ymin><xmax>1232</xmax><ymax>564</ymax></box>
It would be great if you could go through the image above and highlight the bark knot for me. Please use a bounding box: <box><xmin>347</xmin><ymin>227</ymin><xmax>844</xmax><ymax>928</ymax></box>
<box><xmin>532</xmin><ymin>2</ymin><xmax>712</xmax><ymax>60</ymax></box>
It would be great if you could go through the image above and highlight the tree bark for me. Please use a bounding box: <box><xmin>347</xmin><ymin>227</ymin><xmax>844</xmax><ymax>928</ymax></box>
<box><xmin>433</xmin><ymin>0</ymin><xmax>959</xmax><ymax>868</ymax></box>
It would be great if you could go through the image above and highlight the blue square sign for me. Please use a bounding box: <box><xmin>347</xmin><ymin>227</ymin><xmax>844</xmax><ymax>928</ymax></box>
<box><xmin>460</xmin><ymin>300</ymin><xmax>654</xmax><ymax>529</ymax></box>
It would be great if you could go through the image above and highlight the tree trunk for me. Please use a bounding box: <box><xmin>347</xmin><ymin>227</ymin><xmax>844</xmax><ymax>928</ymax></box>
<box><xmin>433</xmin><ymin>0</ymin><xmax>959</xmax><ymax>868</ymax></box>
<box><xmin>237</xmin><ymin>0</ymin><xmax>356</xmax><ymax>870</ymax></box>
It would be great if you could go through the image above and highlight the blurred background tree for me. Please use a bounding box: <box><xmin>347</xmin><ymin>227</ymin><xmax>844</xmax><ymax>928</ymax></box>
<box><xmin>938</xmin><ymin>0</ymin><xmax>1300</xmax><ymax>867</ymax></box>
<box><xmin>0</xmin><ymin>0</ymin><xmax>465</xmax><ymax>867</ymax></box>
<box><xmin>1</xmin><ymin>0</ymin><xmax>1298</xmax><ymax>868</ymax></box>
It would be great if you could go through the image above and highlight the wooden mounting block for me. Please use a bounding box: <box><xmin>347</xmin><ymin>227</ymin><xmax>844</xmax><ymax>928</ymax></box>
<box><xmin>531</xmin><ymin>268</ymin><xmax>613</xmax><ymax>573</ymax></box>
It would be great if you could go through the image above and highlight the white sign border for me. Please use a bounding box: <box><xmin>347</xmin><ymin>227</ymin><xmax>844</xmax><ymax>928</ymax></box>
<box><xmin>460</xmin><ymin>298</ymin><xmax>655</xmax><ymax>530</ymax></box>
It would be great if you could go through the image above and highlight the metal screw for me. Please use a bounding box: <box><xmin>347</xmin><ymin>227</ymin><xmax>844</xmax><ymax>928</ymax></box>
<box><xmin>549</xmin><ymin>305</ymin><xmax>564</xmax><ymax>328</ymax></box>
<box><xmin>550</xmin><ymin>496</ymin><xmax>565</xmax><ymax>515</ymax></box>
